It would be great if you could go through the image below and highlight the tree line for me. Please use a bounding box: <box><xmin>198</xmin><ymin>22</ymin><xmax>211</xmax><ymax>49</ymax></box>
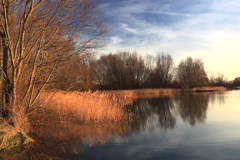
<box><xmin>49</xmin><ymin>50</ymin><xmax>237</xmax><ymax>91</ymax></box>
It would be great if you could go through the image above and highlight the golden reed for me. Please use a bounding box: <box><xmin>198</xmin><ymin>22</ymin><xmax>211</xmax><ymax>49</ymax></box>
<box><xmin>37</xmin><ymin>90</ymin><xmax>133</xmax><ymax>124</ymax></box>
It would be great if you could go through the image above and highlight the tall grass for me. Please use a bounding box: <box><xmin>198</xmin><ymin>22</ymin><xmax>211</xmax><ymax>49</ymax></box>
<box><xmin>189</xmin><ymin>86</ymin><xmax>227</xmax><ymax>92</ymax></box>
<box><xmin>36</xmin><ymin>90</ymin><xmax>133</xmax><ymax>124</ymax></box>
<box><xmin>102</xmin><ymin>88</ymin><xmax>180</xmax><ymax>99</ymax></box>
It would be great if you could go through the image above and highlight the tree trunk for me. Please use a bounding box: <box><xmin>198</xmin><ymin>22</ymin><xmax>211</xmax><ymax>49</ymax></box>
<box><xmin>1</xmin><ymin>37</ymin><xmax>11</xmax><ymax>117</ymax></box>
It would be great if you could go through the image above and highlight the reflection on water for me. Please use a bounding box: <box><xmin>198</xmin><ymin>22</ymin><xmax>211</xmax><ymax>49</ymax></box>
<box><xmin>1</xmin><ymin>121</ymin><xmax>131</xmax><ymax>159</ymax></box>
<box><xmin>128</xmin><ymin>97</ymin><xmax>176</xmax><ymax>132</ymax></box>
<box><xmin>128</xmin><ymin>92</ymin><xmax>225</xmax><ymax>132</ymax></box>
<box><xmin>5</xmin><ymin>91</ymin><xmax>240</xmax><ymax>160</ymax></box>
<box><xmin>177</xmin><ymin>93</ymin><xmax>209</xmax><ymax>125</ymax></box>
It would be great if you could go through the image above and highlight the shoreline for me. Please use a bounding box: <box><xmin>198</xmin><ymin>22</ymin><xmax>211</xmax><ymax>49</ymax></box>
<box><xmin>100</xmin><ymin>86</ymin><xmax>227</xmax><ymax>99</ymax></box>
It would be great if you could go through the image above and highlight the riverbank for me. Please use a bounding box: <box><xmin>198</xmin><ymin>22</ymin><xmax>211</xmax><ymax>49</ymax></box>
<box><xmin>0</xmin><ymin>90</ymin><xmax>133</xmax><ymax>153</ymax></box>
<box><xmin>100</xmin><ymin>86</ymin><xmax>227</xmax><ymax>99</ymax></box>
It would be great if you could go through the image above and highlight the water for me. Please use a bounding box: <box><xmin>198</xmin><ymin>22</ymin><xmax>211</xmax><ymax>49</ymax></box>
<box><xmin>80</xmin><ymin>90</ymin><xmax>240</xmax><ymax>160</ymax></box>
<box><xmin>4</xmin><ymin>90</ymin><xmax>240</xmax><ymax>159</ymax></box>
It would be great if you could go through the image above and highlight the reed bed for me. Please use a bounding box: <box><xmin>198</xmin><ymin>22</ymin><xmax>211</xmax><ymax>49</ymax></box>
<box><xmin>37</xmin><ymin>90</ymin><xmax>133</xmax><ymax>124</ymax></box>
<box><xmin>189</xmin><ymin>86</ymin><xmax>227</xmax><ymax>92</ymax></box>
<box><xmin>101</xmin><ymin>88</ymin><xmax>180</xmax><ymax>99</ymax></box>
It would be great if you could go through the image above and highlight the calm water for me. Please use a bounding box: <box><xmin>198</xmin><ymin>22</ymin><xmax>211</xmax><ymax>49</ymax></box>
<box><xmin>4</xmin><ymin>90</ymin><xmax>240</xmax><ymax>159</ymax></box>
<box><xmin>80</xmin><ymin>90</ymin><xmax>240</xmax><ymax>160</ymax></box>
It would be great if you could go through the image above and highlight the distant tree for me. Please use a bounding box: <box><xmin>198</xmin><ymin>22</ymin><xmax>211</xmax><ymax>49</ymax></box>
<box><xmin>90</xmin><ymin>58</ymin><xmax>108</xmax><ymax>90</ymax></box>
<box><xmin>233</xmin><ymin>77</ymin><xmax>240</xmax><ymax>86</ymax></box>
<box><xmin>176</xmin><ymin>57</ymin><xmax>209</xmax><ymax>89</ymax></box>
<box><xmin>125</xmin><ymin>52</ymin><xmax>146</xmax><ymax>88</ymax></box>
<box><xmin>214</xmin><ymin>73</ymin><xmax>227</xmax><ymax>86</ymax></box>
<box><xmin>92</xmin><ymin>51</ymin><xmax>148</xmax><ymax>90</ymax></box>
<box><xmin>99</xmin><ymin>53</ymin><xmax>126</xmax><ymax>89</ymax></box>
<box><xmin>154</xmin><ymin>52</ymin><xmax>174</xmax><ymax>87</ymax></box>
<box><xmin>50</xmin><ymin>53</ymin><xmax>95</xmax><ymax>91</ymax></box>
<box><xmin>143</xmin><ymin>53</ymin><xmax>174</xmax><ymax>88</ymax></box>
<box><xmin>208</xmin><ymin>74</ymin><xmax>216</xmax><ymax>86</ymax></box>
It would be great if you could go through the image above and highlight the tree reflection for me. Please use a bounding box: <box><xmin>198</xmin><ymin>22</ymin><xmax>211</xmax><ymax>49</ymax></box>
<box><xmin>149</xmin><ymin>98</ymin><xmax>176</xmax><ymax>130</ymax></box>
<box><xmin>175</xmin><ymin>93</ymin><xmax>210</xmax><ymax>125</ymax></box>
<box><xmin>128</xmin><ymin>96</ymin><xmax>176</xmax><ymax>132</ymax></box>
<box><xmin>209</xmin><ymin>92</ymin><xmax>225</xmax><ymax>105</ymax></box>
<box><xmin>1</xmin><ymin>111</ymin><xmax>131</xmax><ymax>159</ymax></box>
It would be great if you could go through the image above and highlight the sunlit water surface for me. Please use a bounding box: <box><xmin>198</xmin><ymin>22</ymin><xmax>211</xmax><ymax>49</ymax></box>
<box><xmin>80</xmin><ymin>90</ymin><xmax>240</xmax><ymax>160</ymax></box>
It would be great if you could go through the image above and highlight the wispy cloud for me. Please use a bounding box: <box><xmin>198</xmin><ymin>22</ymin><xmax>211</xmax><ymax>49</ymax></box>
<box><xmin>100</xmin><ymin>0</ymin><xmax>240</xmax><ymax>80</ymax></box>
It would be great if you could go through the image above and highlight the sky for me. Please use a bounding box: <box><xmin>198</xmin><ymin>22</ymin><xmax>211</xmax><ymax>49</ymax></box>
<box><xmin>98</xmin><ymin>0</ymin><xmax>240</xmax><ymax>81</ymax></box>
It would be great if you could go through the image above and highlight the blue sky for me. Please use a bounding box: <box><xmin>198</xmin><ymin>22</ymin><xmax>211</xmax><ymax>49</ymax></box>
<box><xmin>99</xmin><ymin>0</ymin><xmax>240</xmax><ymax>80</ymax></box>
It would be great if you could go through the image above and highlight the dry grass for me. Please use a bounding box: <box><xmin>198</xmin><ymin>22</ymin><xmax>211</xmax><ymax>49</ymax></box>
<box><xmin>189</xmin><ymin>86</ymin><xmax>227</xmax><ymax>92</ymax></box>
<box><xmin>101</xmin><ymin>88</ymin><xmax>180</xmax><ymax>99</ymax></box>
<box><xmin>0</xmin><ymin>108</ymin><xmax>33</xmax><ymax>151</ymax></box>
<box><xmin>36</xmin><ymin>90</ymin><xmax>133</xmax><ymax>124</ymax></box>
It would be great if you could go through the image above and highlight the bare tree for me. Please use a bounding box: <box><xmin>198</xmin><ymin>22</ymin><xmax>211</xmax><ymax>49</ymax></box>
<box><xmin>214</xmin><ymin>72</ymin><xmax>227</xmax><ymax>86</ymax></box>
<box><xmin>233</xmin><ymin>77</ymin><xmax>240</xmax><ymax>86</ymax></box>
<box><xmin>143</xmin><ymin>52</ymin><xmax>174</xmax><ymax>88</ymax></box>
<box><xmin>154</xmin><ymin>52</ymin><xmax>174</xmax><ymax>87</ymax></box>
<box><xmin>91</xmin><ymin>51</ymin><xmax>147</xmax><ymax>90</ymax></box>
<box><xmin>0</xmin><ymin>0</ymin><xmax>108</xmax><ymax>115</ymax></box>
<box><xmin>176</xmin><ymin>57</ymin><xmax>208</xmax><ymax>89</ymax></box>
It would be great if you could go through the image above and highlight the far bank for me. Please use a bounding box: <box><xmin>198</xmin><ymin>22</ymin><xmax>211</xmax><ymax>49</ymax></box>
<box><xmin>100</xmin><ymin>87</ymin><xmax>227</xmax><ymax>99</ymax></box>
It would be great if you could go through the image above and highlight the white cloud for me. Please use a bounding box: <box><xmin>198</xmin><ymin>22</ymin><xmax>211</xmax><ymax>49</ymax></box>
<box><xmin>121</xmin><ymin>24</ymin><xmax>139</xmax><ymax>34</ymax></box>
<box><xmin>100</xmin><ymin>0</ymin><xmax>240</xmax><ymax>79</ymax></box>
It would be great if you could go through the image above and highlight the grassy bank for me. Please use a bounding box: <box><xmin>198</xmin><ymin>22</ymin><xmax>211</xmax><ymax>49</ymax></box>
<box><xmin>0</xmin><ymin>109</ymin><xmax>34</xmax><ymax>151</ymax></box>
<box><xmin>182</xmin><ymin>86</ymin><xmax>227</xmax><ymax>92</ymax></box>
<box><xmin>0</xmin><ymin>90</ymin><xmax>133</xmax><ymax>154</ymax></box>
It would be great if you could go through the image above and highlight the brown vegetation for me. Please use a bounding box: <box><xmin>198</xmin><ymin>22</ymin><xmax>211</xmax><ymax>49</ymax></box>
<box><xmin>176</xmin><ymin>57</ymin><xmax>209</xmax><ymax>89</ymax></box>
<box><xmin>0</xmin><ymin>0</ymin><xmax>109</xmax><ymax>117</ymax></box>
<box><xmin>102</xmin><ymin>88</ymin><xmax>180</xmax><ymax>99</ymax></box>
<box><xmin>0</xmin><ymin>108</ymin><xmax>33</xmax><ymax>151</ymax></box>
<box><xmin>34</xmin><ymin>90</ymin><xmax>133</xmax><ymax>124</ymax></box>
<box><xmin>186</xmin><ymin>86</ymin><xmax>227</xmax><ymax>92</ymax></box>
